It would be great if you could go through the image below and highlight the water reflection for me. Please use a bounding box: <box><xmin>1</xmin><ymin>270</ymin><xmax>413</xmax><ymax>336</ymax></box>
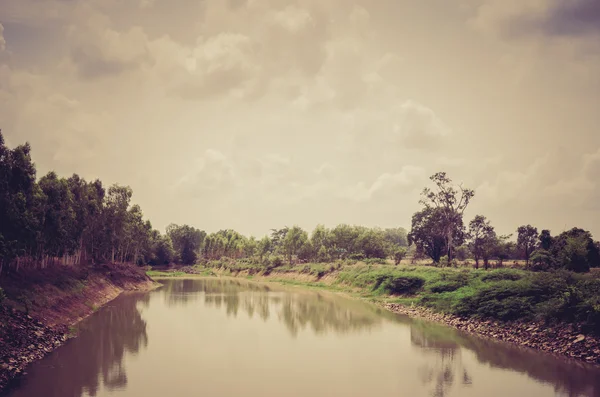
<box><xmin>162</xmin><ymin>278</ymin><xmax>386</xmax><ymax>337</ymax></box>
<box><xmin>3</xmin><ymin>292</ymin><xmax>150</xmax><ymax>397</ymax></box>
<box><xmin>411</xmin><ymin>322</ymin><xmax>471</xmax><ymax>397</ymax></box>
<box><xmin>5</xmin><ymin>278</ymin><xmax>600</xmax><ymax>397</ymax></box>
<box><xmin>409</xmin><ymin>320</ymin><xmax>600</xmax><ymax>397</ymax></box>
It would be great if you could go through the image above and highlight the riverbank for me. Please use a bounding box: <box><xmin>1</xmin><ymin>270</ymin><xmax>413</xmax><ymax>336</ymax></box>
<box><xmin>0</xmin><ymin>263</ymin><xmax>158</xmax><ymax>391</ymax></box>
<box><xmin>153</xmin><ymin>261</ymin><xmax>600</xmax><ymax>366</ymax></box>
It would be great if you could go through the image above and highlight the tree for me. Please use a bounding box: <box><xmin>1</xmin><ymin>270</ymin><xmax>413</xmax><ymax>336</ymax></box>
<box><xmin>517</xmin><ymin>225</ymin><xmax>539</xmax><ymax>267</ymax></box>
<box><xmin>257</xmin><ymin>236</ymin><xmax>272</xmax><ymax>262</ymax></box>
<box><xmin>467</xmin><ymin>215</ymin><xmax>495</xmax><ymax>269</ymax></box>
<box><xmin>282</xmin><ymin>226</ymin><xmax>308</xmax><ymax>265</ymax></box>
<box><xmin>393</xmin><ymin>247</ymin><xmax>407</xmax><ymax>265</ymax></box>
<box><xmin>418</xmin><ymin>172</ymin><xmax>474</xmax><ymax>261</ymax></box>
<box><xmin>356</xmin><ymin>228</ymin><xmax>387</xmax><ymax>259</ymax></box>
<box><xmin>551</xmin><ymin>228</ymin><xmax>599</xmax><ymax>272</ymax></box>
<box><xmin>383</xmin><ymin>228</ymin><xmax>408</xmax><ymax>248</ymax></box>
<box><xmin>539</xmin><ymin>229</ymin><xmax>553</xmax><ymax>251</ymax></box>
<box><xmin>330</xmin><ymin>224</ymin><xmax>360</xmax><ymax>259</ymax></box>
<box><xmin>167</xmin><ymin>224</ymin><xmax>205</xmax><ymax>265</ymax></box>
<box><xmin>408</xmin><ymin>207</ymin><xmax>464</xmax><ymax>263</ymax></box>
<box><xmin>494</xmin><ymin>236</ymin><xmax>515</xmax><ymax>268</ymax></box>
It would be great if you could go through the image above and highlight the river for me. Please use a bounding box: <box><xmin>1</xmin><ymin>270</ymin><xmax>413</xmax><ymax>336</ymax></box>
<box><xmin>4</xmin><ymin>278</ymin><xmax>600</xmax><ymax>397</ymax></box>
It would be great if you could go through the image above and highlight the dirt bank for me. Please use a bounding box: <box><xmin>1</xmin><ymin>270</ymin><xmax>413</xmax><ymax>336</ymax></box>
<box><xmin>0</xmin><ymin>263</ymin><xmax>158</xmax><ymax>391</ymax></box>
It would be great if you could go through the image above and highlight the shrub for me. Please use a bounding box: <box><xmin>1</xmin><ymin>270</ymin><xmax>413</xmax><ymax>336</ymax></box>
<box><xmin>481</xmin><ymin>269</ymin><xmax>523</xmax><ymax>282</ymax></box>
<box><xmin>427</xmin><ymin>271</ymin><xmax>470</xmax><ymax>293</ymax></box>
<box><xmin>373</xmin><ymin>274</ymin><xmax>425</xmax><ymax>295</ymax></box>
<box><xmin>270</xmin><ymin>256</ymin><xmax>284</xmax><ymax>268</ymax></box>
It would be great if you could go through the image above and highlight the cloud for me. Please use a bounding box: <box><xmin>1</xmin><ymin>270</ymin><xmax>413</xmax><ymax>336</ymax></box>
<box><xmin>0</xmin><ymin>23</ymin><xmax>6</xmax><ymax>52</ymax></box>
<box><xmin>68</xmin><ymin>22</ymin><xmax>153</xmax><ymax>79</ymax></box>
<box><xmin>390</xmin><ymin>100</ymin><xmax>451</xmax><ymax>150</ymax></box>
<box><xmin>173</xmin><ymin>33</ymin><xmax>260</xmax><ymax>100</ymax></box>
<box><xmin>340</xmin><ymin>166</ymin><xmax>426</xmax><ymax>202</ymax></box>
<box><xmin>469</xmin><ymin>0</ymin><xmax>600</xmax><ymax>38</ymax></box>
<box><xmin>175</xmin><ymin>149</ymin><xmax>236</xmax><ymax>197</ymax></box>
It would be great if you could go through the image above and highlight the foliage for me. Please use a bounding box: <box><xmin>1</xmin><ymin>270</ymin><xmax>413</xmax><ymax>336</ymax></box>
<box><xmin>417</xmin><ymin>172</ymin><xmax>474</xmax><ymax>261</ymax></box>
<box><xmin>517</xmin><ymin>225</ymin><xmax>539</xmax><ymax>266</ymax></box>
<box><xmin>409</xmin><ymin>207</ymin><xmax>464</xmax><ymax>263</ymax></box>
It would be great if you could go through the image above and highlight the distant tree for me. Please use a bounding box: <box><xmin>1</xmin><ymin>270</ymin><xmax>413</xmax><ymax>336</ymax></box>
<box><xmin>516</xmin><ymin>225</ymin><xmax>539</xmax><ymax>267</ymax></box>
<box><xmin>418</xmin><ymin>172</ymin><xmax>474</xmax><ymax>261</ymax></box>
<box><xmin>282</xmin><ymin>226</ymin><xmax>308</xmax><ymax>265</ymax></box>
<box><xmin>257</xmin><ymin>236</ymin><xmax>272</xmax><ymax>262</ymax></box>
<box><xmin>551</xmin><ymin>228</ymin><xmax>599</xmax><ymax>272</ymax></box>
<box><xmin>409</xmin><ymin>207</ymin><xmax>464</xmax><ymax>263</ymax></box>
<box><xmin>539</xmin><ymin>229</ymin><xmax>553</xmax><ymax>251</ymax></box>
<box><xmin>167</xmin><ymin>224</ymin><xmax>205</xmax><ymax>265</ymax></box>
<box><xmin>467</xmin><ymin>215</ymin><xmax>494</xmax><ymax>269</ymax></box>
<box><xmin>356</xmin><ymin>228</ymin><xmax>388</xmax><ymax>259</ymax></box>
<box><xmin>330</xmin><ymin>224</ymin><xmax>360</xmax><ymax>259</ymax></box>
<box><xmin>494</xmin><ymin>236</ymin><xmax>515</xmax><ymax>268</ymax></box>
<box><xmin>393</xmin><ymin>247</ymin><xmax>407</xmax><ymax>265</ymax></box>
<box><xmin>383</xmin><ymin>227</ymin><xmax>409</xmax><ymax>247</ymax></box>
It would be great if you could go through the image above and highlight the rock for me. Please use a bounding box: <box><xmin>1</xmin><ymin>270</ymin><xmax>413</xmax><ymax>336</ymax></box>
<box><xmin>574</xmin><ymin>335</ymin><xmax>586</xmax><ymax>343</ymax></box>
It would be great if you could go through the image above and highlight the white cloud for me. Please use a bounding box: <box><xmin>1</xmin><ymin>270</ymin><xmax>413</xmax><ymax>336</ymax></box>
<box><xmin>175</xmin><ymin>149</ymin><xmax>236</xmax><ymax>196</ymax></box>
<box><xmin>340</xmin><ymin>166</ymin><xmax>426</xmax><ymax>202</ymax></box>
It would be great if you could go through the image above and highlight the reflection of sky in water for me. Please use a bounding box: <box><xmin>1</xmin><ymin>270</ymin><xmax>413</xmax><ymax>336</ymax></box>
<box><xmin>5</xmin><ymin>278</ymin><xmax>600</xmax><ymax>397</ymax></box>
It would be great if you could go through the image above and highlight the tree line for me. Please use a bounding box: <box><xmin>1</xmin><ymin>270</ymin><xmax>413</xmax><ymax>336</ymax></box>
<box><xmin>408</xmin><ymin>172</ymin><xmax>600</xmax><ymax>272</ymax></box>
<box><xmin>2</xmin><ymin>130</ymin><xmax>599</xmax><ymax>274</ymax></box>
<box><xmin>0</xmin><ymin>131</ymin><xmax>409</xmax><ymax>274</ymax></box>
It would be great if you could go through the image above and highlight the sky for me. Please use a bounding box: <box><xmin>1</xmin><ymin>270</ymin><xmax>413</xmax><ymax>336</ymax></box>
<box><xmin>1</xmin><ymin>0</ymin><xmax>599</xmax><ymax>238</ymax></box>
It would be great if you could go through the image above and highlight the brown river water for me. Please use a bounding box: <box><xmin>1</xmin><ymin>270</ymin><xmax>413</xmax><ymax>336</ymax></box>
<box><xmin>4</xmin><ymin>278</ymin><xmax>600</xmax><ymax>397</ymax></box>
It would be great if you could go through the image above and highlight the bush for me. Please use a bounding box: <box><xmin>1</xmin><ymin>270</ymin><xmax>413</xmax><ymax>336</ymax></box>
<box><xmin>373</xmin><ymin>274</ymin><xmax>425</xmax><ymax>295</ymax></box>
<box><xmin>270</xmin><ymin>256</ymin><xmax>284</xmax><ymax>268</ymax></box>
<box><xmin>427</xmin><ymin>271</ymin><xmax>470</xmax><ymax>293</ymax></box>
<box><xmin>481</xmin><ymin>269</ymin><xmax>523</xmax><ymax>282</ymax></box>
<box><xmin>0</xmin><ymin>287</ymin><xmax>5</xmax><ymax>305</ymax></box>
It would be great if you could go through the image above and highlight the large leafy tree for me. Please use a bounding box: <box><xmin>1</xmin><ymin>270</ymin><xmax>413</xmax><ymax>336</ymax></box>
<box><xmin>418</xmin><ymin>172</ymin><xmax>474</xmax><ymax>261</ymax></box>
<box><xmin>167</xmin><ymin>224</ymin><xmax>205</xmax><ymax>265</ymax></box>
<box><xmin>516</xmin><ymin>225</ymin><xmax>539</xmax><ymax>267</ymax></box>
<box><xmin>408</xmin><ymin>207</ymin><xmax>464</xmax><ymax>263</ymax></box>
<box><xmin>282</xmin><ymin>225</ymin><xmax>308</xmax><ymax>265</ymax></box>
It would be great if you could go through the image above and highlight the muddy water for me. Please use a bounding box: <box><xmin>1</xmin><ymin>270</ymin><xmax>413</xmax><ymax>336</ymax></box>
<box><xmin>4</xmin><ymin>278</ymin><xmax>600</xmax><ymax>397</ymax></box>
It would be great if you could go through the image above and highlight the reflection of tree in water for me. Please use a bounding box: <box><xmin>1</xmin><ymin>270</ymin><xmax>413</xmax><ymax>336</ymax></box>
<box><xmin>277</xmin><ymin>294</ymin><xmax>381</xmax><ymax>337</ymax></box>
<box><xmin>410</xmin><ymin>322</ymin><xmax>472</xmax><ymax>397</ymax></box>
<box><xmin>411</xmin><ymin>321</ymin><xmax>600</xmax><ymax>397</ymax></box>
<box><xmin>461</xmin><ymin>335</ymin><xmax>600</xmax><ymax>397</ymax></box>
<box><xmin>161</xmin><ymin>278</ymin><xmax>383</xmax><ymax>337</ymax></box>
<box><xmin>6</xmin><ymin>293</ymin><xmax>150</xmax><ymax>397</ymax></box>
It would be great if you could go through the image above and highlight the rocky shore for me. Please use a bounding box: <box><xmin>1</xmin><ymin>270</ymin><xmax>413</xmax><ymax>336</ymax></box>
<box><xmin>384</xmin><ymin>303</ymin><xmax>600</xmax><ymax>365</ymax></box>
<box><xmin>0</xmin><ymin>307</ymin><xmax>69</xmax><ymax>390</ymax></box>
<box><xmin>0</xmin><ymin>264</ymin><xmax>157</xmax><ymax>392</ymax></box>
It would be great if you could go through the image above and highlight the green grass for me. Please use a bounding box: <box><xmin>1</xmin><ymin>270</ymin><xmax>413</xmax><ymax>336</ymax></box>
<box><xmin>146</xmin><ymin>270</ymin><xmax>187</xmax><ymax>277</ymax></box>
<box><xmin>203</xmin><ymin>259</ymin><xmax>600</xmax><ymax>333</ymax></box>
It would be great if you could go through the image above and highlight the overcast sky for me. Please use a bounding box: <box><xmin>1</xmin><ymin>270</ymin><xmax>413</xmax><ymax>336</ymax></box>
<box><xmin>1</xmin><ymin>0</ymin><xmax>599</xmax><ymax>237</ymax></box>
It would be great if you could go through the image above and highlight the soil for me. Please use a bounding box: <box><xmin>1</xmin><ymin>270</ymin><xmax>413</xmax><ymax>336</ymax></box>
<box><xmin>0</xmin><ymin>263</ymin><xmax>158</xmax><ymax>391</ymax></box>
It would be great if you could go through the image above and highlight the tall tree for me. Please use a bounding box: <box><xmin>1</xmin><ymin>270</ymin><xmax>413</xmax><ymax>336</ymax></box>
<box><xmin>516</xmin><ymin>225</ymin><xmax>539</xmax><ymax>267</ymax></box>
<box><xmin>419</xmin><ymin>172</ymin><xmax>474</xmax><ymax>261</ymax></box>
<box><xmin>282</xmin><ymin>226</ymin><xmax>308</xmax><ymax>265</ymax></box>
<box><xmin>539</xmin><ymin>229</ymin><xmax>553</xmax><ymax>251</ymax></box>
<box><xmin>408</xmin><ymin>207</ymin><xmax>464</xmax><ymax>263</ymax></box>
<box><xmin>468</xmin><ymin>215</ymin><xmax>495</xmax><ymax>269</ymax></box>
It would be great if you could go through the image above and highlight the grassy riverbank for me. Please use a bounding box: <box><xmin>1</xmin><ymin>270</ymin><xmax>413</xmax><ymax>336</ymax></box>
<box><xmin>175</xmin><ymin>260</ymin><xmax>600</xmax><ymax>334</ymax></box>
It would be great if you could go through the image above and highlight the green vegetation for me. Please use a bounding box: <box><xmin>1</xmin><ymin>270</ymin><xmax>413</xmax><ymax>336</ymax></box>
<box><xmin>200</xmin><ymin>260</ymin><xmax>600</xmax><ymax>333</ymax></box>
<box><xmin>145</xmin><ymin>270</ymin><xmax>187</xmax><ymax>278</ymax></box>
<box><xmin>3</xmin><ymin>129</ymin><xmax>600</xmax><ymax>334</ymax></box>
